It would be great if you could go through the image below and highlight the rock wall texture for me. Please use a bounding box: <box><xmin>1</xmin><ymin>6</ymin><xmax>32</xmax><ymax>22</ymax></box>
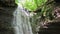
<box><xmin>0</xmin><ymin>0</ymin><xmax>17</xmax><ymax>7</ymax></box>
<box><xmin>0</xmin><ymin>0</ymin><xmax>17</xmax><ymax>34</ymax></box>
<box><xmin>38</xmin><ymin>22</ymin><xmax>60</xmax><ymax>34</ymax></box>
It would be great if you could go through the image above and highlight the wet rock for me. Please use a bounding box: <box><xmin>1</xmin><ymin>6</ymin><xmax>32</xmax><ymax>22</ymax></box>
<box><xmin>38</xmin><ymin>22</ymin><xmax>60</xmax><ymax>34</ymax></box>
<box><xmin>0</xmin><ymin>0</ymin><xmax>17</xmax><ymax>7</ymax></box>
<box><xmin>0</xmin><ymin>0</ymin><xmax>17</xmax><ymax>34</ymax></box>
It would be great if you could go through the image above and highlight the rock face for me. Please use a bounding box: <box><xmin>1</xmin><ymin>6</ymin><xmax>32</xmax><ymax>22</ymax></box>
<box><xmin>54</xmin><ymin>0</ymin><xmax>60</xmax><ymax>3</ymax></box>
<box><xmin>38</xmin><ymin>22</ymin><xmax>60</xmax><ymax>34</ymax></box>
<box><xmin>0</xmin><ymin>0</ymin><xmax>17</xmax><ymax>7</ymax></box>
<box><xmin>0</xmin><ymin>0</ymin><xmax>17</xmax><ymax>34</ymax></box>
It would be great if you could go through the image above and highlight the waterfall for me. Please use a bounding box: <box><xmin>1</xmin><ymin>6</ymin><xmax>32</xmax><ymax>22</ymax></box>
<box><xmin>13</xmin><ymin>4</ymin><xmax>33</xmax><ymax>34</ymax></box>
<box><xmin>0</xmin><ymin>0</ymin><xmax>33</xmax><ymax>34</ymax></box>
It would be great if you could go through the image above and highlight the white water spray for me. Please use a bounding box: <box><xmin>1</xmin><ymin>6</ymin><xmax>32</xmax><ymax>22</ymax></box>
<box><xmin>13</xmin><ymin>3</ymin><xmax>33</xmax><ymax>34</ymax></box>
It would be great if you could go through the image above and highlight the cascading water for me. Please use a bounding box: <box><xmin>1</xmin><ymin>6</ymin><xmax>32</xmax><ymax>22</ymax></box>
<box><xmin>13</xmin><ymin>3</ymin><xmax>33</xmax><ymax>34</ymax></box>
<box><xmin>0</xmin><ymin>0</ymin><xmax>33</xmax><ymax>34</ymax></box>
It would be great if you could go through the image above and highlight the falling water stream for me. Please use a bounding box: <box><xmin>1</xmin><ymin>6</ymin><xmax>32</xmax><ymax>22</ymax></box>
<box><xmin>13</xmin><ymin>3</ymin><xmax>33</xmax><ymax>34</ymax></box>
<box><xmin>0</xmin><ymin>0</ymin><xmax>33</xmax><ymax>34</ymax></box>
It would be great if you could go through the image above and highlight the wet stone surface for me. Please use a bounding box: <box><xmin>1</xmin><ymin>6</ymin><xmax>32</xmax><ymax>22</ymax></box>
<box><xmin>38</xmin><ymin>22</ymin><xmax>60</xmax><ymax>34</ymax></box>
<box><xmin>0</xmin><ymin>1</ymin><xmax>17</xmax><ymax>34</ymax></box>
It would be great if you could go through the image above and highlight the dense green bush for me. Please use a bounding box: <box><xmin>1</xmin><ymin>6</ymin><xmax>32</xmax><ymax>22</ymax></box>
<box><xmin>15</xmin><ymin>0</ymin><xmax>47</xmax><ymax>11</ymax></box>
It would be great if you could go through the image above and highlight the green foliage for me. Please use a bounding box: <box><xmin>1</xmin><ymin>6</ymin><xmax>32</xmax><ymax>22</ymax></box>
<box><xmin>30</xmin><ymin>2</ymin><xmax>55</xmax><ymax>33</ymax></box>
<box><xmin>41</xmin><ymin>3</ymin><xmax>55</xmax><ymax>21</ymax></box>
<box><xmin>15</xmin><ymin>0</ymin><xmax>19</xmax><ymax>4</ymax></box>
<box><xmin>23</xmin><ymin>0</ymin><xmax>37</xmax><ymax>11</ymax></box>
<box><xmin>15</xmin><ymin>0</ymin><xmax>47</xmax><ymax>11</ymax></box>
<box><xmin>36</xmin><ymin>0</ymin><xmax>47</xmax><ymax>7</ymax></box>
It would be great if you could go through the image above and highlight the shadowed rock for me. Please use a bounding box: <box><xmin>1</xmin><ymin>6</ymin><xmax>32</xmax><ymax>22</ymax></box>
<box><xmin>0</xmin><ymin>0</ymin><xmax>17</xmax><ymax>34</ymax></box>
<box><xmin>38</xmin><ymin>22</ymin><xmax>60</xmax><ymax>34</ymax></box>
